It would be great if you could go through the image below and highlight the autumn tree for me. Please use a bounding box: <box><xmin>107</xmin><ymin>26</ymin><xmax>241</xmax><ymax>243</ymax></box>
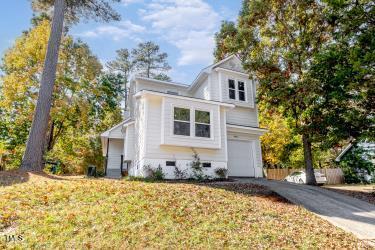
<box><xmin>131</xmin><ymin>41</ymin><xmax>171</xmax><ymax>79</ymax></box>
<box><xmin>215</xmin><ymin>0</ymin><xmax>333</xmax><ymax>184</ymax></box>
<box><xmin>0</xmin><ymin>19</ymin><xmax>122</xmax><ymax>172</ymax></box>
<box><xmin>309</xmin><ymin>0</ymin><xmax>374</xmax><ymax>145</ymax></box>
<box><xmin>22</xmin><ymin>0</ymin><xmax>120</xmax><ymax>171</ymax></box>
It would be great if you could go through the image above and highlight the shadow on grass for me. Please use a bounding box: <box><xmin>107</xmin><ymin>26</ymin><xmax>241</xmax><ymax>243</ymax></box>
<box><xmin>0</xmin><ymin>169</ymin><xmax>82</xmax><ymax>187</ymax></box>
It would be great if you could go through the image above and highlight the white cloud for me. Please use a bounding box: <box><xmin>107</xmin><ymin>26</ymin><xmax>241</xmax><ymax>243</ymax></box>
<box><xmin>142</xmin><ymin>0</ymin><xmax>219</xmax><ymax>66</ymax></box>
<box><xmin>121</xmin><ymin>0</ymin><xmax>143</xmax><ymax>6</ymax></box>
<box><xmin>78</xmin><ymin>20</ymin><xmax>145</xmax><ymax>42</ymax></box>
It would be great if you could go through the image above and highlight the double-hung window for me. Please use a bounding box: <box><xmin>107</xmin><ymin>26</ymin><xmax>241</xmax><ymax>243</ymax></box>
<box><xmin>174</xmin><ymin>107</ymin><xmax>190</xmax><ymax>136</ymax></box>
<box><xmin>195</xmin><ymin>110</ymin><xmax>210</xmax><ymax>138</ymax></box>
<box><xmin>228</xmin><ymin>79</ymin><xmax>246</xmax><ymax>102</ymax></box>
<box><xmin>238</xmin><ymin>81</ymin><xmax>246</xmax><ymax>101</ymax></box>
<box><xmin>228</xmin><ymin>79</ymin><xmax>236</xmax><ymax>100</ymax></box>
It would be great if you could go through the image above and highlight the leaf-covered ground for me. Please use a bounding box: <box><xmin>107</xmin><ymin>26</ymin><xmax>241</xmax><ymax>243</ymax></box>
<box><xmin>0</xmin><ymin>171</ymin><xmax>370</xmax><ymax>249</ymax></box>
<box><xmin>324</xmin><ymin>184</ymin><xmax>375</xmax><ymax>205</ymax></box>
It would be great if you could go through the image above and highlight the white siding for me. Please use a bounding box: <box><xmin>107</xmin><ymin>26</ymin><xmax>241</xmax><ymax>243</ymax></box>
<box><xmin>219</xmin><ymin>71</ymin><xmax>254</xmax><ymax>108</ymax></box>
<box><xmin>133</xmin><ymin>97</ymin><xmax>147</xmax><ymax>169</ymax></box>
<box><xmin>143</xmin><ymin>95</ymin><xmax>227</xmax><ymax>163</ymax></box>
<box><xmin>209</xmin><ymin>71</ymin><xmax>220</xmax><ymax>101</ymax></box>
<box><xmin>107</xmin><ymin>139</ymin><xmax>124</xmax><ymax>170</ymax></box>
<box><xmin>193</xmin><ymin>77</ymin><xmax>210</xmax><ymax>100</ymax></box>
<box><xmin>226</xmin><ymin>107</ymin><xmax>259</xmax><ymax>127</ymax></box>
<box><xmin>124</xmin><ymin>124</ymin><xmax>135</xmax><ymax>161</ymax></box>
<box><xmin>108</xmin><ymin>125</ymin><xmax>124</xmax><ymax>138</ymax></box>
<box><xmin>161</xmin><ymin>96</ymin><xmax>222</xmax><ymax>149</ymax></box>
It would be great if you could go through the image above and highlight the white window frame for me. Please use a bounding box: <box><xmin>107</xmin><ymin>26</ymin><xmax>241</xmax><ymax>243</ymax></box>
<box><xmin>227</xmin><ymin>77</ymin><xmax>248</xmax><ymax>103</ymax></box>
<box><xmin>194</xmin><ymin>109</ymin><xmax>211</xmax><ymax>138</ymax></box>
<box><xmin>171</xmin><ymin>105</ymin><xmax>213</xmax><ymax>140</ymax></box>
<box><xmin>173</xmin><ymin>107</ymin><xmax>191</xmax><ymax>137</ymax></box>
<box><xmin>228</xmin><ymin>79</ymin><xmax>236</xmax><ymax>100</ymax></box>
<box><xmin>237</xmin><ymin>80</ymin><xmax>246</xmax><ymax>102</ymax></box>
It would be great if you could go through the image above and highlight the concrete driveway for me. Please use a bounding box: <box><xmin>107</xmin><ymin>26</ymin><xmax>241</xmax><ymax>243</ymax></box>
<box><xmin>236</xmin><ymin>178</ymin><xmax>375</xmax><ymax>241</ymax></box>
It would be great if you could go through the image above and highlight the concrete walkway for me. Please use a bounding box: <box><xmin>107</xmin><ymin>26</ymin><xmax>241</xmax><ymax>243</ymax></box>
<box><xmin>236</xmin><ymin>178</ymin><xmax>375</xmax><ymax>241</ymax></box>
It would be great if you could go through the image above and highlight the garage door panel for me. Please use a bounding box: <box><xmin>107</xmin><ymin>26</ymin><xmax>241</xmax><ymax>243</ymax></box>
<box><xmin>227</xmin><ymin>140</ymin><xmax>255</xmax><ymax>177</ymax></box>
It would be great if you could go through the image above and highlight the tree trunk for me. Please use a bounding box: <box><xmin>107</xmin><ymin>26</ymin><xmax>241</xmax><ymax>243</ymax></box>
<box><xmin>46</xmin><ymin>120</ymin><xmax>55</xmax><ymax>152</ymax></box>
<box><xmin>21</xmin><ymin>0</ymin><xmax>66</xmax><ymax>171</ymax></box>
<box><xmin>302</xmin><ymin>134</ymin><xmax>317</xmax><ymax>185</ymax></box>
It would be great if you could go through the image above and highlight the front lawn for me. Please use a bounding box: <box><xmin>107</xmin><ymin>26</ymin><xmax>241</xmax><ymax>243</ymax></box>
<box><xmin>0</xmin><ymin>171</ymin><xmax>369</xmax><ymax>249</ymax></box>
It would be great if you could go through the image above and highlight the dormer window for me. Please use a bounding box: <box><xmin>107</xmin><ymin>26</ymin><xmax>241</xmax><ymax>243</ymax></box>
<box><xmin>228</xmin><ymin>79</ymin><xmax>246</xmax><ymax>102</ymax></box>
<box><xmin>238</xmin><ymin>81</ymin><xmax>246</xmax><ymax>101</ymax></box>
<box><xmin>228</xmin><ymin>79</ymin><xmax>236</xmax><ymax>100</ymax></box>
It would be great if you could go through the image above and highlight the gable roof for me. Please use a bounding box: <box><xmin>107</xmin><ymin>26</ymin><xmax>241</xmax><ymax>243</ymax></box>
<box><xmin>188</xmin><ymin>54</ymin><xmax>242</xmax><ymax>91</ymax></box>
<box><xmin>130</xmin><ymin>55</ymin><xmax>246</xmax><ymax>92</ymax></box>
<box><xmin>101</xmin><ymin>118</ymin><xmax>133</xmax><ymax>138</ymax></box>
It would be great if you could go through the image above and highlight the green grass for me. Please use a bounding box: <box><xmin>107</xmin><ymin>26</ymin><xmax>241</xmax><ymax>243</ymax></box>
<box><xmin>0</xmin><ymin>171</ymin><xmax>369</xmax><ymax>249</ymax></box>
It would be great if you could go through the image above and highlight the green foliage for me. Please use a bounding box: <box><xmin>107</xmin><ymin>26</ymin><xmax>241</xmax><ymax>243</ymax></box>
<box><xmin>190</xmin><ymin>150</ymin><xmax>204</xmax><ymax>181</ymax></box>
<box><xmin>144</xmin><ymin>164</ymin><xmax>165</xmax><ymax>180</ymax></box>
<box><xmin>31</xmin><ymin>0</ymin><xmax>121</xmax><ymax>24</ymax></box>
<box><xmin>339</xmin><ymin>145</ymin><xmax>374</xmax><ymax>184</ymax></box>
<box><xmin>154</xmin><ymin>73</ymin><xmax>172</xmax><ymax>82</ymax></box>
<box><xmin>214</xmin><ymin>167</ymin><xmax>228</xmax><ymax>179</ymax></box>
<box><xmin>214</xmin><ymin>0</ymin><xmax>374</xmax><ymax>178</ymax></box>
<box><xmin>0</xmin><ymin>19</ymin><xmax>122</xmax><ymax>173</ymax></box>
<box><xmin>173</xmin><ymin>166</ymin><xmax>188</xmax><ymax>179</ymax></box>
<box><xmin>309</xmin><ymin>0</ymin><xmax>374</xmax><ymax>145</ymax></box>
<box><xmin>131</xmin><ymin>41</ymin><xmax>171</xmax><ymax>78</ymax></box>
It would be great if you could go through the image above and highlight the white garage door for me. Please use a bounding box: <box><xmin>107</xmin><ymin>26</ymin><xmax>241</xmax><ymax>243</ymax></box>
<box><xmin>227</xmin><ymin>140</ymin><xmax>255</xmax><ymax>177</ymax></box>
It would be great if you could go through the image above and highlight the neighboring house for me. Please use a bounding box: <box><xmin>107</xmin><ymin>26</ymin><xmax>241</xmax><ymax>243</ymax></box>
<box><xmin>101</xmin><ymin>55</ymin><xmax>267</xmax><ymax>179</ymax></box>
<box><xmin>335</xmin><ymin>141</ymin><xmax>375</xmax><ymax>164</ymax></box>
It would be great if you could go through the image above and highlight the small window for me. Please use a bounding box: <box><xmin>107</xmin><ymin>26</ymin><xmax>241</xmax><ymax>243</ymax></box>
<box><xmin>174</xmin><ymin>107</ymin><xmax>190</xmax><ymax>136</ymax></box>
<box><xmin>228</xmin><ymin>79</ymin><xmax>236</xmax><ymax>100</ymax></box>
<box><xmin>166</xmin><ymin>161</ymin><xmax>176</xmax><ymax>166</ymax></box>
<box><xmin>202</xmin><ymin>163</ymin><xmax>211</xmax><ymax>168</ymax></box>
<box><xmin>195</xmin><ymin>110</ymin><xmax>210</xmax><ymax>138</ymax></box>
<box><xmin>238</xmin><ymin>81</ymin><xmax>246</xmax><ymax>101</ymax></box>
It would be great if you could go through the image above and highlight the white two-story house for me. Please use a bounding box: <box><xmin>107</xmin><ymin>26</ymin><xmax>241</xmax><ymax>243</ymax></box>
<box><xmin>101</xmin><ymin>55</ymin><xmax>267</xmax><ymax>179</ymax></box>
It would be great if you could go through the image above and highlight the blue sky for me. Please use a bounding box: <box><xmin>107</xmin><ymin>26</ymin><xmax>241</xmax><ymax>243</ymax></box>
<box><xmin>0</xmin><ymin>0</ymin><xmax>241</xmax><ymax>83</ymax></box>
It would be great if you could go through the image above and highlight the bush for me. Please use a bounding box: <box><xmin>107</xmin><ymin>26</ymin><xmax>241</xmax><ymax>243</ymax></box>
<box><xmin>190</xmin><ymin>150</ymin><xmax>204</xmax><ymax>181</ymax></box>
<box><xmin>215</xmin><ymin>168</ymin><xmax>228</xmax><ymax>179</ymax></box>
<box><xmin>144</xmin><ymin>164</ymin><xmax>165</xmax><ymax>180</ymax></box>
<box><xmin>174</xmin><ymin>166</ymin><xmax>188</xmax><ymax>179</ymax></box>
<box><xmin>339</xmin><ymin>145</ymin><xmax>374</xmax><ymax>184</ymax></box>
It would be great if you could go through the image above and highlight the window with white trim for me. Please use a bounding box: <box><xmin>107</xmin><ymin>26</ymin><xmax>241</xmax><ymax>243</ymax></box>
<box><xmin>174</xmin><ymin>107</ymin><xmax>190</xmax><ymax>136</ymax></box>
<box><xmin>228</xmin><ymin>79</ymin><xmax>247</xmax><ymax>102</ymax></box>
<box><xmin>238</xmin><ymin>81</ymin><xmax>246</xmax><ymax>101</ymax></box>
<box><xmin>228</xmin><ymin>79</ymin><xmax>236</xmax><ymax>100</ymax></box>
<box><xmin>195</xmin><ymin>110</ymin><xmax>210</xmax><ymax>138</ymax></box>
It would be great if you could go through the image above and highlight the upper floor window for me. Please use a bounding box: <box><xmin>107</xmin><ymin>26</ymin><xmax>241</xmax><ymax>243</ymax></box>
<box><xmin>174</xmin><ymin>107</ymin><xmax>190</xmax><ymax>136</ymax></box>
<box><xmin>228</xmin><ymin>79</ymin><xmax>246</xmax><ymax>102</ymax></box>
<box><xmin>238</xmin><ymin>81</ymin><xmax>246</xmax><ymax>101</ymax></box>
<box><xmin>195</xmin><ymin>110</ymin><xmax>210</xmax><ymax>138</ymax></box>
<box><xmin>228</xmin><ymin>79</ymin><xmax>236</xmax><ymax>100</ymax></box>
